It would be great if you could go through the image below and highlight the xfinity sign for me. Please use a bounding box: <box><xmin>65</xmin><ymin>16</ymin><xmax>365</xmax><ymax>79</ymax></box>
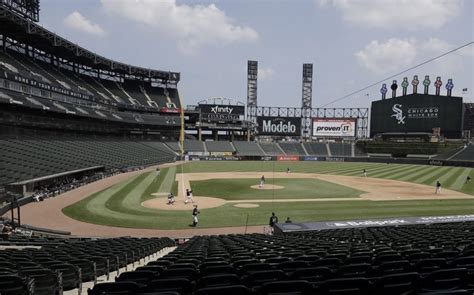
<box><xmin>211</xmin><ymin>106</ymin><xmax>233</xmax><ymax>114</ymax></box>
<box><xmin>257</xmin><ymin>117</ymin><xmax>301</xmax><ymax>136</ymax></box>
<box><xmin>199</xmin><ymin>104</ymin><xmax>245</xmax><ymax>122</ymax></box>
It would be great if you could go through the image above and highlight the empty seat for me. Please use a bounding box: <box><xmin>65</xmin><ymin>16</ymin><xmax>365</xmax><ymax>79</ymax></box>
<box><xmin>115</xmin><ymin>270</ymin><xmax>156</xmax><ymax>285</ymax></box>
<box><xmin>88</xmin><ymin>281</ymin><xmax>141</xmax><ymax>295</ymax></box>
<box><xmin>419</xmin><ymin>268</ymin><xmax>469</xmax><ymax>292</ymax></box>
<box><xmin>243</xmin><ymin>270</ymin><xmax>287</xmax><ymax>288</ymax></box>
<box><xmin>0</xmin><ymin>275</ymin><xmax>32</xmax><ymax>295</ymax></box>
<box><xmin>316</xmin><ymin>277</ymin><xmax>372</xmax><ymax>295</ymax></box>
<box><xmin>255</xmin><ymin>280</ymin><xmax>313</xmax><ymax>295</ymax></box>
<box><xmin>289</xmin><ymin>267</ymin><xmax>333</xmax><ymax>283</ymax></box>
<box><xmin>19</xmin><ymin>267</ymin><xmax>60</xmax><ymax>295</ymax></box>
<box><xmin>194</xmin><ymin>284</ymin><xmax>250</xmax><ymax>295</ymax></box>
<box><xmin>143</xmin><ymin>278</ymin><xmax>194</xmax><ymax>294</ymax></box>
<box><xmin>196</xmin><ymin>274</ymin><xmax>241</xmax><ymax>289</ymax></box>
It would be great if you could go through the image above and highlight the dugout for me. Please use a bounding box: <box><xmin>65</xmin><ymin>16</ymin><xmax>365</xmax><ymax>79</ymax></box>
<box><xmin>5</xmin><ymin>166</ymin><xmax>105</xmax><ymax>197</ymax></box>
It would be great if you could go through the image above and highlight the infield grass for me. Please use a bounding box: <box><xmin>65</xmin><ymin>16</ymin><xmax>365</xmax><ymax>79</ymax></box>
<box><xmin>190</xmin><ymin>178</ymin><xmax>363</xmax><ymax>200</ymax></box>
<box><xmin>62</xmin><ymin>161</ymin><xmax>474</xmax><ymax>229</ymax></box>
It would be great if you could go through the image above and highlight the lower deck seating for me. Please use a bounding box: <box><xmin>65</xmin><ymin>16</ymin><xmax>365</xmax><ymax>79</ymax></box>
<box><xmin>278</xmin><ymin>142</ymin><xmax>306</xmax><ymax>155</ymax></box>
<box><xmin>328</xmin><ymin>143</ymin><xmax>352</xmax><ymax>157</ymax></box>
<box><xmin>184</xmin><ymin>140</ymin><xmax>205</xmax><ymax>153</ymax></box>
<box><xmin>0</xmin><ymin>235</ymin><xmax>174</xmax><ymax>295</ymax></box>
<box><xmin>233</xmin><ymin>141</ymin><xmax>265</xmax><ymax>156</ymax></box>
<box><xmin>205</xmin><ymin>141</ymin><xmax>235</xmax><ymax>153</ymax></box>
<box><xmin>450</xmin><ymin>145</ymin><xmax>474</xmax><ymax>161</ymax></box>
<box><xmin>0</xmin><ymin>136</ymin><xmax>176</xmax><ymax>186</ymax></box>
<box><xmin>259</xmin><ymin>143</ymin><xmax>282</xmax><ymax>155</ymax></box>
<box><xmin>89</xmin><ymin>222</ymin><xmax>474</xmax><ymax>294</ymax></box>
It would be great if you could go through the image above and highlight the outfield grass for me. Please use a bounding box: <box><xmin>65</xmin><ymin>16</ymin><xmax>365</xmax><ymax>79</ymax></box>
<box><xmin>62</xmin><ymin>162</ymin><xmax>474</xmax><ymax>229</ymax></box>
<box><xmin>180</xmin><ymin>161</ymin><xmax>474</xmax><ymax>195</ymax></box>
<box><xmin>190</xmin><ymin>178</ymin><xmax>363</xmax><ymax>200</ymax></box>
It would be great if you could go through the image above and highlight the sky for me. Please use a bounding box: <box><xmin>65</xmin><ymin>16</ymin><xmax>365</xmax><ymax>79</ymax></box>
<box><xmin>39</xmin><ymin>0</ymin><xmax>473</xmax><ymax>109</ymax></box>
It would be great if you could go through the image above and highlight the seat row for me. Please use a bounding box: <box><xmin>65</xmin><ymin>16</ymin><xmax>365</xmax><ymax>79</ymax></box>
<box><xmin>0</xmin><ymin>236</ymin><xmax>174</xmax><ymax>295</ymax></box>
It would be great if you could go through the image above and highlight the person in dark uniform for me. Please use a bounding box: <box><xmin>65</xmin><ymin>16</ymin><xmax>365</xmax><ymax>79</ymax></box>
<box><xmin>466</xmin><ymin>176</ymin><xmax>471</xmax><ymax>184</ymax></box>
<box><xmin>268</xmin><ymin>212</ymin><xmax>278</xmax><ymax>233</ymax></box>
<box><xmin>167</xmin><ymin>193</ymin><xmax>175</xmax><ymax>205</ymax></box>
<box><xmin>191</xmin><ymin>205</ymin><xmax>200</xmax><ymax>227</ymax></box>
<box><xmin>435</xmin><ymin>180</ymin><xmax>442</xmax><ymax>194</ymax></box>
<box><xmin>185</xmin><ymin>189</ymin><xmax>194</xmax><ymax>204</ymax></box>
<box><xmin>285</xmin><ymin>217</ymin><xmax>292</xmax><ymax>223</ymax></box>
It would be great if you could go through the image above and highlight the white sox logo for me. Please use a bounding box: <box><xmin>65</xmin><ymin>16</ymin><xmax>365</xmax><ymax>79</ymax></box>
<box><xmin>391</xmin><ymin>104</ymin><xmax>406</xmax><ymax>124</ymax></box>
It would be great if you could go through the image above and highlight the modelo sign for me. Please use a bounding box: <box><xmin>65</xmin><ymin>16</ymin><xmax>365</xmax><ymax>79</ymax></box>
<box><xmin>313</xmin><ymin>118</ymin><xmax>356</xmax><ymax>137</ymax></box>
<box><xmin>257</xmin><ymin>116</ymin><xmax>301</xmax><ymax>136</ymax></box>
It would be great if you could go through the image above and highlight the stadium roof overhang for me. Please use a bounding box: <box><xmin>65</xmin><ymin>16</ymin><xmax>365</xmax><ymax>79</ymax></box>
<box><xmin>0</xmin><ymin>6</ymin><xmax>180</xmax><ymax>82</ymax></box>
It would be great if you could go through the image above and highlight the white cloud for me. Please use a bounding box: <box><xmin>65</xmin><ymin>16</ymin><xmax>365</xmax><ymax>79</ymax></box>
<box><xmin>355</xmin><ymin>38</ymin><xmax>472</xmax><ymax>75</ymax></box>
<box><xmin>64</xmin><ymin>11</ymin><xmax>106</xmax><ymax>36</ymax></box>
<box><xmin>320</xmin><ymin>0</ymin><xmax>462</xmax><ymax>29</ymax></box>
<box><xmin>355</xmin><ymin>38</ymin><xmax>417</xmax><ymax>74</ymax></box>
<box><xmin>101</xmin><ymin>0</ymin><xmax>258</xmax><ymax>54</ymax></box>
<box><xmin>258</xmin><ymin>67</ymin><xmax>275</xmax><ymax>80</ymax></box>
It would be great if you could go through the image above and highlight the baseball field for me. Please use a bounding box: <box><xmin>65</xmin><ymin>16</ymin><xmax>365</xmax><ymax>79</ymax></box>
<box><xmin>56</xmin><ymin>161</ymin><xmax>474</xmax><ymax>231</ymax></box>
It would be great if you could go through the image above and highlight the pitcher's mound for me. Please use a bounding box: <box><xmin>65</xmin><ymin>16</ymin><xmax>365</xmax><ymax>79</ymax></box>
<box><xmin>142</xmin><ymin>196</ymin><xmax>226</xmax><ymax>211</ymax></box>
<box><xmin>250</xmin><ymin>184</ymin><xmax>285</xmax><ymax>190</ymax></box>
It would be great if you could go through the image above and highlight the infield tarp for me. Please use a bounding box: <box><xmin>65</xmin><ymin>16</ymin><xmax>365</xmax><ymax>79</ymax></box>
<box><xmin>275</xmin><ymin>214</ymin><xmax>474</xmax><ymax>233</ymax></box>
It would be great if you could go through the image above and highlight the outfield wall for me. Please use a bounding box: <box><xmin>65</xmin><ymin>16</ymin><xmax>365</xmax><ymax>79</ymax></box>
<box><xmin>186</xmin><ymin>155</ymin><xmax>474</xmax><ymax>168</ymax></box>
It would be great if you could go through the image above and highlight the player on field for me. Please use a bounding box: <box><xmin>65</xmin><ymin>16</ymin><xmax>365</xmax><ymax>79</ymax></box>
<box><xmin>435</xmin><ymin>180</ymin><xmax>442</xmax><ymax>194</ymax></box>
<box><xmin>259</xmin><ymin>175</ymin><xmax>265</xmax><ymax>188</ymax></box>
<box><xmin>185</xmin><ymin>188</ymin><xmax>194</xmax><ymax>204</ymax></box>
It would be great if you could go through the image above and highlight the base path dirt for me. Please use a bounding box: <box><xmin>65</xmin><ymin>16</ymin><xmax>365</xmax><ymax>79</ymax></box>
<box><xmin>142</xmin><ymin>196</ymin><xmax>226</xmax><ymax>210</ymax></box>
<box><xmin>6</xmin><ymin>163</ymin><xmax>265</xmax><ymax>237</ymax></box>
<box><xmin>178</xmin><ymin>172</ymin><xmax>471</xmax><ymax>201</ymax></box>
<box><xmin>11</xmin><ymin>169</ymin><xmax>472</xmax><ymax>238</ymax></box>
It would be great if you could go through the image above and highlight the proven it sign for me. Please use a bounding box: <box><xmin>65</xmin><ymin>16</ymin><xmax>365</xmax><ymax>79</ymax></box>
<box><xmin>312</xmin><ymin>118</ymin><xmax>356</xmax><ymax>137</ymax></box>
<box><xmin>257</xmin><ymin>116</ymin><xmax>301</xmax><ymax>136</ymax></box>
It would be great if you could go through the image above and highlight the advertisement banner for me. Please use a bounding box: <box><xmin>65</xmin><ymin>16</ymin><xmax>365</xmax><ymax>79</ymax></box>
<box><xmin>203</xmin><ymin>156</ymin><xmax>240</xmax><ymax>161</ymax></box>
<box><xmin>7</xmin><ymin>72</ymin><xmax>93</xmax><ymax>101</ymax></box>
<box><xmin>210</xmin><ymin>152</ymin><xmax>233</xmax><ymax>156</ymax></box>
<box><xmin>199</xmin><ymin>104</ymin><xmax>245</xmax><ymax>121</ymax></box>
<box><xmin>261</xmin><ymin>156</ymin><xmax>275</xmax><ymax>161</ymax></box>
<box><xmin>303</xmin><ymin>156</ymin><xmax>319</xmax><ymax>161</ymax></box>
<box><xmin>312</xmin><ymin>118</ymin><xmax>356</xmax><ymax>137</ymax></box>
<box><xmin>160</xmin><ymin>107</ymin><xmax>181</xmax><ymax>114</ymax></box>
<box><xmin>257</xmin><ymin>116</ymin><xmax>301</xmax><ymax>136</ymax></box>
<box><xmin>187</xmin><ymin>151</ymin><xmax>209</xmax><ymax>156</ymax></box>
<box><xmin>370</xmin><ymin>94</ymin><xmax>463</xmax><ymax>138</ymax></box>
<box><xmin>326</xmin><ymin>157</ymin><xmax>345</xmax><ymax>162</ymax></box>
<box><xmin>277</xmin><ymin>155</ymin><xmax>299</xmax><ymax>161</ymax></box>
